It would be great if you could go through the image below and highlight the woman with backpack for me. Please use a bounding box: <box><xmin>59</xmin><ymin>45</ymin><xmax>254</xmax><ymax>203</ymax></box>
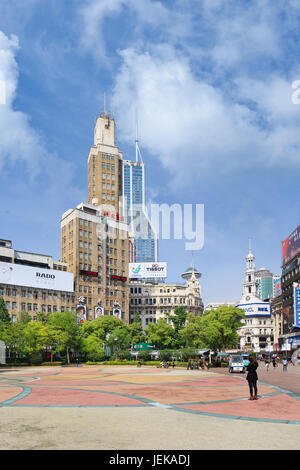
<box><xmin>246</xmin><ymin>356</ymin><xmax>259</xmax><ymax>401</ymax></box>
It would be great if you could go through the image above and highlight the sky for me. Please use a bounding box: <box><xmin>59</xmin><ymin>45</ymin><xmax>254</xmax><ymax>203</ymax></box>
<box><xmin>1</xmin><ymin>0</ymin><xmax>300</xmax><ymax>305</ymax></box>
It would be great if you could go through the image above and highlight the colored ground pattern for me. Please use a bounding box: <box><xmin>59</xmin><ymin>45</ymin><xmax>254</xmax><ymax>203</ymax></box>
<box><xmin>1</xmin><ymin>366</ymin><xmax>300</xmax><ymax>424</ymax></box>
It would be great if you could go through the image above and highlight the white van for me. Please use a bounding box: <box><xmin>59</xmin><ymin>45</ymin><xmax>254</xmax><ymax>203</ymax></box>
<box><xmin>228</xmin><ymin>355</ymin><xmax>245</xmax><ymax>373</ymax></box>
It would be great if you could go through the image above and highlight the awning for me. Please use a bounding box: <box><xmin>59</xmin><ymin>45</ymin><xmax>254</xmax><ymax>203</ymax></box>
<box><xmin>217</xmin><ymin>352</ymin><xmax>229</xmax><ymax>357</ymax></box>
<box><xmin>196</xmin><ymin>349</ymin><xmax>210</xmax><ymax>355</ymax></box>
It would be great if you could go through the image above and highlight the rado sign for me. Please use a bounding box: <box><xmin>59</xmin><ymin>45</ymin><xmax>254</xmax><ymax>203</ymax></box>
<box><xmin>36</xmin><ymin>272</ymin><xmax>56</xmax><ymax>279</ymax></box>
<box><xmin>0</xmin><ymin>261</ymin><xmax>73</xmax><ymax>292</ymax></box>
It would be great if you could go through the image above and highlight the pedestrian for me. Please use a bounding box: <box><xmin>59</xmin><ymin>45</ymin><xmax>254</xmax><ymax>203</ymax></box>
<box><xmin>187</xmin><ymin>359</ymin><xmax>191</xmax><ymax>370</ymax></box>
<box><xmin>272</xmin><ymin>357</ymin><xmax>276</xmax><ymax>368</ymax></box>
<box><xmin>283</xmin><ymin>358</ymin><xmax>288</xmax><ymax>372</ymax></box>
<box><xmin>76</xmin><ymin>358</ymin><xmax>80</xmax><ymax>367</ymax></box>
<box><xmin>246</xmin><ymin>356</ymin><xmax>259</xmax><ymax>400</ymax></box>
<box><xmin>265</xmin><ymin>359</ymin><xmax>270</xmax><ymax>371</ymax></box>
<box><xmin>172</xmin><ymin>361</ymin><xmax>175</xmax><ymax>368</ymax></box>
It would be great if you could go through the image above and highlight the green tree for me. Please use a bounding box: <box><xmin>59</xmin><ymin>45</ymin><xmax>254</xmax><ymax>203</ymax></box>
<box><xmin>22</xmin><ymin>321</ymin><xmax>46</xmax><ymax>358</ymax></box>
<box><xmin>165</xmin><ymin>306</ymin><xmax>188</xmax><ymax>348</ymax></box>
<box><xmin>0</xmin><ymin>297</ymin><xmax>11</xmax><ymax>323</ymax></box>
<box><xmin>128</xmin><ymin>314</ymin><xmax>145</xmax><ymax>346</ymax></box>
<box><xmin>81</xmin><ymin>334</ymin><xmax>105</xmax><ymax>362</ymax></box>
<box><xmin>107</xmin><ymin>327</ymin><xmax>131</xmax><ymax>351</ymax></box>
<box><xmin>39</xmin><ymin>324</ymin><xmax>62</xmax><ymax>362</ymax></box>
<box><xmin>146</xmin><ymin>319</ymin><xmax>174</xmax><ymax>350</ymax></box>
<box><xmin>48</xmin><ymin>311</ymin><xmax>79</xmax><ymax>364</ymax></box>
<box><xmin>18</xmin><ymin>311</ymin><xmax>32</xmax><ymax>325</ymax></box>
<box><xmin>180</xmin><ymin>313</ymin><xmax>205</xmax><ymax>348</ymax></box>
<box><xmin>197</xmin><ymin>306</ymin><xmax>245</xmax><ymax>352</ymax></box>
<box><xmin>0</xmin><ymin>322</ymin><xmax>26</xmax><ymax>361</ymax></box>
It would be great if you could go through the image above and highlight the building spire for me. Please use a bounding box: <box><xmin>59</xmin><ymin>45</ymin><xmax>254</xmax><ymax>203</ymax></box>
<box><xmin>134</xmin><ymin>108</ymin><xmax>144</xmax><ymax>165</ymax></box>
<box><xmin>135</xmin><ymin>108</ymin><xmax>139</xmax><ymax>164</ymax></box>
<box><xmin>249</xmin><ymin>237</ymin><xmax>252</xmax><ymax>254</ymax></box>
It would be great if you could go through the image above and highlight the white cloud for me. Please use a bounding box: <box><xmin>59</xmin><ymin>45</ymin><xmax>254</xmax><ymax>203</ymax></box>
<box><xmin>77</xmin><ymin>0</ymin><xmax>192</xmax><ymax>64</ymax></box>
<box><xmin>111</xmin><ymin>46</ymin><xmax>272</xmax><ymax>186</ymax></box>
<box><xmin>0</xmin><ymin>30</ymin><xmax>78</xmax><ymax>190</ymax></box>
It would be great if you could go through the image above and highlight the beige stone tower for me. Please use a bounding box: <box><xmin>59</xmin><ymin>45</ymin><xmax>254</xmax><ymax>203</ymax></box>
<box><xmin>88</xmin><ymin>112</ymin><xmax>123</xmax><ymax>215</ymax></box>
<box><xmin>60</xmin><ymin>111</ymin><xmax>130</xmax><ymax>323</ymax></box>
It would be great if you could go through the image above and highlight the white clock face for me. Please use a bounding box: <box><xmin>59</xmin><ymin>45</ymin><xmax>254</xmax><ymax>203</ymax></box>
<box><xmin>246</xmin><ymin>296</ymin><xmax>250</xmax><ymax>301</ymax></box>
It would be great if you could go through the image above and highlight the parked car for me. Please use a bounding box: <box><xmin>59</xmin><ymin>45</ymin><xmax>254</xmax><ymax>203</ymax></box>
<box><xmin>228</xmin><ymin>355</ymin><xmax>245</xmax><ymax>373</ymax></box>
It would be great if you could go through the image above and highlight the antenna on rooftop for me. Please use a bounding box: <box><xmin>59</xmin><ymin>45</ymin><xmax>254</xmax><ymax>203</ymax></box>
<box><xmin>135</xmin><ymin>107</ymin><xmax>144</xmax><ymax>164</ymax></box>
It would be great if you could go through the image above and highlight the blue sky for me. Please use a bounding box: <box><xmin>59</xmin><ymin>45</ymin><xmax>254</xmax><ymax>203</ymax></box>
<box><xmin>1</xmin><ymin>0</ymin><xmax>300</xmax><ymax>305</ymax></box>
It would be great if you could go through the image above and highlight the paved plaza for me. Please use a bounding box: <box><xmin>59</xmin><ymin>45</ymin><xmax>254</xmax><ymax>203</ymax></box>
<box><xmin>0</xmin><ymin>364</ymin><xmax>300</xmax><ymax>450</ymax></box>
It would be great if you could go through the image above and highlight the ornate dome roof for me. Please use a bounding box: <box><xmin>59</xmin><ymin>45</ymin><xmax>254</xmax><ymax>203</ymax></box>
<box><xmin>181</xmin><ymin>266</ymin><xmax>201</xmax><ymax>281</ymax></box>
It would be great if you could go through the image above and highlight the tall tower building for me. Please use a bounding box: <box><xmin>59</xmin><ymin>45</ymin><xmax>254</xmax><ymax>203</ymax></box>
<box><xmin>122</xmin><ymin>122</ymin><xmax>158</xmax><ymax>263</ymax></box>
<box><xmin>88</xmin><ymin>111</ymin><xmax>123</xmax><ymax>216</ymax></box>
<box><xmin>61</xmin><ymin>111</ymin><xmax>130</xmax><ymax>322</ymax></box>
<box><xmin>236</xmin><ymin>239</ymin><xmax>273</xmax><ymax>351</ymax></box>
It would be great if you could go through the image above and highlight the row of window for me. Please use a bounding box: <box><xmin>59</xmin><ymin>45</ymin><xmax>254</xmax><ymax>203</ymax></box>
<box><xmin>130</xmin><ymin>297</ymin><xmax>197</xmax><ymax>305</ymax></box>
<box><xmin>5</xmin><ymin>302</ymin><xmax>73</xmax><ymax>313</ymax></box>
<box><xmin>0</xmin><ymin>287</ymin><xmax>74</xmax><ymax>302</ymax></box>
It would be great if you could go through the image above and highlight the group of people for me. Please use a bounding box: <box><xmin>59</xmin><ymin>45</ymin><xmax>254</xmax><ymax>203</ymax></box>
<box><xmin>187</xmin><ymin>359</ymin><xmax>209</xmax><ymax>370</ymax></box>
<box><xmin>263</xmin><ymin>356</ymin><xmax>295</xmax><ymax>371</ymax></box>
<box><xmin>158</xmin><ymin>360</ymin><xmax>175</xmax><ymax>368</ymax></box>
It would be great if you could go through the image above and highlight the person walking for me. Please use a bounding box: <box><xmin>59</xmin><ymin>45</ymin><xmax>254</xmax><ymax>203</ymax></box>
<box><xmin>265</xmin><ymin>359</ymin><xmax>270</xmax><ymax>371</ymax></box>
<box><xmin>246</xmin><ymin>356</ymin><xmax>259</xmax><ymax>400</ymax></box>
<box><xmin>283</xmin><ymin>358</ymin><xmax>288</xmax><ymax>372</ymax></box>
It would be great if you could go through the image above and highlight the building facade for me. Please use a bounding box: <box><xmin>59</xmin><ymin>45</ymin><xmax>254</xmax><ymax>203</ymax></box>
<box><xmin>0</xmin><ymin>239</ymin><xmax>74</xmax><ymax>321</ymax></box>
<box><xmin>61</xmin><ymin>111</ymin><xmax>131</xmax><ymax>323</ymax></box>
<box><xmin>60</xmin><ymin>202</ymin><xmax>129</xmax><ymax>322</ymax></box>
<box><xmin>279</xmin><ymin>223</ymin><xmax>300</xmax><ymax>350</ymax></box>
<box><xmin>236</xmin><ymin>241</ymin><xmax>274</xmax><ymax>351</ymax></box>
<box><xmin>204</xmin><ymin>302</ymin><xmax>236</xmax><ymax>311</ymax></box>
<box><xmin>88</xmin><ymin>112</ymin><xmax>124</xmax><ymax>214</ymax></box>
<box><xmin>129</xmin><ymin>266</ymin><xmax>203</xmax><ymax>330</ymax></box>
<box><xmin>122</xmin><ymin>158</ymin><xmax>158</xmax><ymax>263</ymax></box>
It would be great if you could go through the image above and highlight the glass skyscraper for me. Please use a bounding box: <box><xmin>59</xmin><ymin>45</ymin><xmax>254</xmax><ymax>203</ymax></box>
<box><xmin>123</xmin><ymin>159</ymin><xmax>158</xmax><ymax>263</ymax></box>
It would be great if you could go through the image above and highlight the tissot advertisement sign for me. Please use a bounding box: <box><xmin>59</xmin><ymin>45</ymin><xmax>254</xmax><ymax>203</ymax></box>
<box><xmin>282</xmin><ymin>224</ymin><xmax>300</xmax><ymax>266</ymax></box>
<box><xmin>0</xmin><ymin>261</ymin><xmax>73</xmax><ymax>292</ymax></box>
<box><xmin>129</xmin><ymin>262</ymin><xmax>167</xmax><ymax>279</ymax></box>
<box><xmin>236</xmin><ymin>302</ymin><xmax>271</xmax><ymax>317</ymax></box>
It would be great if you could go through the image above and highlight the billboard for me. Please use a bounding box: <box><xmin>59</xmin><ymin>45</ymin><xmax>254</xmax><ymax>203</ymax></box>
<box><xmin>94</xmin><ymin>306</ymin><xmax>104</xmax><ymax>318</ymax></box>
<box><xmin>76</xmin><ymin>304</ymin><xmax>86</xmax><ymax>323</ymax></box>
<box><xmin>293</xmin><ymin>283</ymin><xmax>300</xmax><ymax>328</ymax></box>
<box><xmin>129</xmin><ymin>262</ymin><xmax>167</xmax><ymax>279</ymax></box>
<box><xmin>282</xmin><ymin>224</ymin><xmax>300</xmax><ymax>266</ymax></box>
<box><xmin>236</xmin><ymin>302</ymin><xmax>271</xmax><ymax>317</ymax></box>
<box><xmin>112</xmin><ymin>308</ymin><xmax>121</xmax><ymax>319</ymax></box>
<box><xmin>274</xmin><ymin>278</ymin><xmax>282</xmax><ymax>297</ymax></box>
<box><xmin>0</xmin><ymin>261</ymin><xmax>73</xmax><ymax>292</ymax></box>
